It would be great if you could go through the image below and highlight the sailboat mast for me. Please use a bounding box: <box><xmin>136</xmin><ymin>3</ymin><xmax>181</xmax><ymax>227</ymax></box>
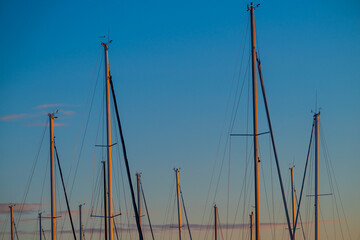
<box><xmin>9</xmin><ymin>205</ymin><xmax>14</xmax><ymax>240</ymax></box>
<box><xmin>249</xmin><ymin>3</ymin><xmax>260</xmax><ymax>240</ymax></box>
<box><xmin>250</xmin><ymin>211</ymin><xmax>253</xmax><ymax>240</ymax></box>
<box><xmin>79</xmin><ymin>204</ymin><xmax>83</xmax><ymax>240</ymax></box>
<box><xmin>314</xmin><ymin>113</ymin><xmax>320</xmax><ymax>240</ymax></box>
<box><xmin>214</xmin><ymin>205</ymin><xmax>218</xmax><ymax>240</ymax></box>
<box><xmin>101</xmin><ymin>42</ymin><xmax>114</xmax><ymax>240</ymax></box>
<box><xmin>290</xmin><ymin>167</ymin><xmax>296</xmax><ymax>240</ymax></box>
<box><xmin>136</xmin><ymin>173</ymin><xmax>142</xmax><ymax>230</ymax></box>
<box><xmin>39</xmin><ymin>213</ymin><xmax>42</xmax><ymax>240</ymax></box>
<box><xmin>174</xmin><ymin>168</ymin><xmax>183</xmax><ymax>240</ymax></box>
<box><xmin>49</xmin><ymin>113</ymin><xmax>56</xmax><ymax>240</ymax></box>
<box><xmin>102</xmin><ymin>161</ymin><xmax>108</xmax><ymax>240</ymax></box>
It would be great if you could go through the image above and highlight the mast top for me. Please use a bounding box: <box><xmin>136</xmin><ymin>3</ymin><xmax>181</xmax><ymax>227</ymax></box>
<box><xmin>247</xmin><ymin>2</ymin><xmax>260</xmax><ymax>11</ymax></box>
<box><xmin>101</xmin><ymin>42</ymin><xmax>108</xmax><ymax>49</ymax></box>
<box><xmin>101</xmin><ymin>39</ymin><xmax>112</xmax><ymax>49</ymax></box>
<box><xmin>313</xmin><ymin>111</ymin><xmax>321</xmax><ymax>119</ymax></box>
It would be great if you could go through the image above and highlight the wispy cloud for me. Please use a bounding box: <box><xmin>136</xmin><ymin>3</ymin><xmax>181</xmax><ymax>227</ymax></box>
<box><xmin>36</xmin><ymin>104</ymin><xmax>62</xmax><ymax>109</ymax></box>
<box><xmin>59</xmin><ymin>110</ymin><xmax>75</xmax><ymax>115</ymax></box>
<box><xmin>0</xmin><ymin>114</ymin><xmax>29</xmax><ymax>121</ymax></box>
<box><xmin>25</xmin><ymin>122</ymin><xmax>65</xmax><ymax>127</ymax></box>
<box><xmin>0</xmin><ymin>203</ymin><xmax>49</xmax><ymax>215</ymax></box>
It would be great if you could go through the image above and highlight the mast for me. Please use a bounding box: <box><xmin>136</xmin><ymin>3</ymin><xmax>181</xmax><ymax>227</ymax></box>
<box><xmin>290</xmin><ymin>167</ymin><xmax>296</xmax><ymax>240</ymax></box>
<box><xmin>101</xmin><ymin>42</ymin><xmax>113</xmax><ymax>240</ymax></box>
<box><xmin>39</xmin><ymin>213</ymin><xmax>42</xmax><ymax>240</ymax></box>
<box><xmin>49</xmin><ymin>113</ymin><xmax>56</xmax><ymax>240</ymax></box>
<box><xmin>136</xmin><ymin>173</ymin><xmax>142</xmax><ymax>231</ymax></box>
<box><xmin>174</xmin><ymin>168</ymin><xmax>183</xmax><ymax>240</ymax></box>
<box><xmin>249</xmin><ymin>3</ymin><xmax>260</xmax><ymax>240</ymax></box>
<box><xmin>9</xmin><ymin>205</ymin><xmax>14</xmax><ymax>240</ymax></box>
<box><xmin>249</xmin><ymin>211</ymin><xmax>253</xmax><ymax>240</ymax></box>
<box><xmin>214</xmin><ymin>205</ymin><xmax>218</xmax><ymax>240</ymax></box>
<box><xmin>314</xmin><ymin>113</ymin><xmax>320</xmax><ymax>240</ymax></box>
<box><xmin>79</xmin><ymin>204</ymin><xmax>83</xmax><ymax>240</ymax></box>
<box><xmin>102</xmin><ymin>161</ymin><xmax>108</xmax><ymax>240</ymax></box>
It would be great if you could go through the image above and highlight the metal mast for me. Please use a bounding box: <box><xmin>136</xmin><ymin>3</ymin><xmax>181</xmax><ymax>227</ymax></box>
<box><xmin>49</xmin><ymin>113</ymin><xmax>56</xmax><ymax>240</ymax></box>
<box><xmin>174</xmin><ymin>168</ymin><xmax>183</xmax><ymax>240</ymax></box>
<box><xmin>290</xmin><ymin>167</ymin><xmax>296</xmax><ymax>240</ymax></box>
<box><xmin>39</xmin><ymin>213</ymin><xmax>42</xmax><ymax>240</ymax></box>
<box><xmin>79</xmin><ymin>204</ymin><xmax>83</xmax><ymax>240</ymax></box>
<box><xmin>101</xmin><ymin>42</ymin><xmax>113</xmax><ymax>240</ymax></box>
<box><xmin>214</xmin><ymin>205</ymin><xmax>218</xmax><ymax>240</ymax></box>
<box><xmin>136</xmin><ymin>173</ymin><xmax>142</xmax><ymax>231</ymax></box>
<box><xmin>250</xmin><ymin>211</ymin><xmax>253</xmax><ymax>240</ymax></box>
<box><xmin>9</xmin><ymin>205</ymin><xmax>14</xmax><ymax>240</ymax></box>
<box><xmin>314</xmin><ymin>113</ymin><xmax>320</xmax><ymax>240</ymax></box>
<box><xmin>249</xmin><ymin>3</ymin><xmax>260</xmax><ymax>240</ymax></box>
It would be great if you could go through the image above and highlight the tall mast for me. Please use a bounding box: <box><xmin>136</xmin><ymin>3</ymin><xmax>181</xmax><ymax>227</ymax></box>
<box><xmin>102</xmin><ymin>161</ymin><xmax>108</xmax><ymax>240</ymax></box>
<box><xmin>49</xmin><ymin>113</ymin><xmax>56</xmax><ymax>240</ymax></box>
<box><xmin>39</xmin><ymin>213</ymin><xmax>42</xmax><ymax>240</ymax></box>
<box><xmin>79</xmin><ymin>204</ymin><xmax>83</xmax><ymax>240</ymax></box>
<box><xmin>249</xmin><ymin>3</ymin><xmax>260</xmax><ymax>240</ymax></box>
<box><xmin>214</xmin><ymin>205</ymin><xmax>218</xmax><ymax>240</ymax></box>
<box><xmin>9</xmin><ymin>205</ymin><xmax>14</xmax><ymax>240</ymax></box>
<box><xmin>174</xmin><ymin>168</ymin><xmax>183</xmax><ymax>240</ymax></box>
<box><xmin>136</xmin><ymin>173</ymin><xmax>142</xmax><ymax>231</ymax></box>
<box><xmin>290</xmin><ymin>167</ymin><xmax>296</xmax><ymax>240</ymax></box>
<box><xmin>101</xmin><ymin>42</ymin><xmax>113</xmax><ymax>240</ymax></box>
<box><xmin>314</xmin><ymin>113</ymin><xmax>320</xmax><ymax>240</ymax></box>
<box><xmin>250</xmin><ymin>211</ymin><xmax>253</xmax><ymax>240</ymax></box>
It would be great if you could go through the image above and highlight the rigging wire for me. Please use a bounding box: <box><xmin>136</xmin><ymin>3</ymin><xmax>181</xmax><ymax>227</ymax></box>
<box><xmin>213</xmin><ymin>55</ymin><xmax>251</xmax><ymax>204</ymax></box>
<box><xmin>161</xmin><ymin>177</ymin><xmax>176</xmax><ymax>240</ymax></box>
<box><xmin>109</xmin><ymin>75</ymin><xmax>143</xmax><ymax>240</ymax></box>
<box><xmin>229</xmin><ymin>141</ymin><xmax>254</xmax><ymax>240</ymax></box>
<box><xmin>54</xmin><ymin>142</ymin><xmax>77</xmax><ymax>240</ymax></box>
<box><xmin>292</xmin><ymin>121</ymin><xmax>315</xmax><ymax>237</ymax></box>
<box><xmin>294</xmin><ymin>193</ymin><xmax>306</xmax><ymax>240</ymax></box>
<box><xmin>66</xmin><ymin>47</ymin><xmax>102</xmax><ymax>188</ymax></box>
<box><xmin>15</xmin><ymin>117</ymin><xmax>48</xmax><ymax>226</ymax></box>
<box><xmin>319</xmin><ymin>204</ymin><xmax>330</xmax><ymax>239</ymax></box>
<box><xmin>58</xmin><ymin>47</ymin><xmax>103</xmax><ymax>236</ymax></box>
<box><xmin>39</xmin><ymin>149</ymin><xmax>50</xmax><ymax>213</ymax></box>
<box><xmin>13</xmin><ymin>221</ymin><xmax>20</xmax><ymax>240</ymax></box>
<box><xmin>180</xmin><ymin>186</ymin><xmax>192</xmax><ymax>240</ymax></box>
<box><xmin>320</xmin><ymin>120</ymin><xmax>351</xmax><ymax>239</ymax></box>
<box><xmin>198</xmin><ymin>15</ymin><xmax>250</xmax><ymax>238</ymax></box>
<box><xmin>0</xmin><ymin>204</ymin><xmax>10</xmax><ymax>240</ymax></box>
<box><xmin>110</xmin><ymin>99</ymin><xmax>133</xmax><ymax>240</ymax></box>
<box><xmin>140</xmin><ymin>180</ymin><xmax>155</xmax><ymax>240</ymax></box>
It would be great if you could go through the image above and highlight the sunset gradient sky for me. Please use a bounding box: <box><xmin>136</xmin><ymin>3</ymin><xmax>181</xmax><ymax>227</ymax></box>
<box><xmin>1</xmin><ymin>0</ymin><xmax>359</xmax><ymax>239</ymax></box>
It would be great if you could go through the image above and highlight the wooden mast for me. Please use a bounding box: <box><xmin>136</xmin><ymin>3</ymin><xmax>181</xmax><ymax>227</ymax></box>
<box><xmin>174</xmin><ymin>168</ymin><xmax>183</xmax><ymax>240</ymax></box>
<box><xmin>290</xmin><ymin>167</ymin><xmax>296</xmax><ymax>240</ymax></box>
<box><xmin>79</xmin><ymin>204</ymin><xmax>83</xmax><ymax>240</ymax></box>
<box><xmin>9</xmin><ymin>205</ymin><xmax>14</xmax><ymax>240</ymax></box>
<box><xmin>49</xmin><ymin>113</ymin><xmax>56</xmax><ymax>240</ymax></box>
<box><xmin>314</xmin><ymin>112</ymin><xmax>320</xmax><ymax>240</ymax></box>
<box><xmin>250</xmin><ymin>211</ymin><xmax>253</xmax><ymax>240</ymax></box>
<box><xmin>136</xmin><ymin>172</ymin><xmax>142</xmax><ymax>231</ymax></box>
<box><xmin>39</xmin><ymin>212</ymin><xmax>42</xmax><ymax>240</ymax></box>
<box><xmin>101</xmin><ymin>42</ymin><xmax>113</xmax><ymax>240</ymax></box>
<box><xmin>249</xmin><ymin>3</ymin><xmax>260</xmax><ymax>240</ymax></box>
<box><xmin>214</xmin><ymin>205</ymin><xmax>218</xmax><ymax>240</ymax></box>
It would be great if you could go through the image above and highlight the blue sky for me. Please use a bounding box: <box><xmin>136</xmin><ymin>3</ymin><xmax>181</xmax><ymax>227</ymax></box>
<box><xmin>0</xmin><ymin>0</ymin><xmax>359</xmax><ymax>239</ymax></box>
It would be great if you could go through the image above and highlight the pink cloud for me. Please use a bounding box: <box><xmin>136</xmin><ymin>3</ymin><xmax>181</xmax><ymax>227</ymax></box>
<box><xmin>36</xmin><ymin>104</ymin><xmax>62</xmax><ymax>109</ymax></box>
<box><xmin>0</xmin><ymin>203</ymin><xmax>49</xmax><ymax>215</ymax></box>
<box><xmin>0</xmin><ymin>114</ymin><xmax>29</xmax><ymax>120</ymax></box>
<box><xmin>26</xmin><ymin>122</ymin><xmax>66</xmax><ymax>127</ymax></box>
<box><xmin>59</xmin><ymin>110</ymin><xmax>75</xmax><ymax>115</ymax></box>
